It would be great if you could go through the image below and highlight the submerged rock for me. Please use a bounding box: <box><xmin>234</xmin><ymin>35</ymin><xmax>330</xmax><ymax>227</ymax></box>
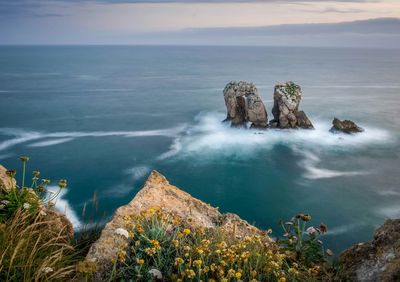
<box><xmin>86</xmin><ymin>170</ymin><xmax>269</xmax><ymax>280</ymax></box>
<box><xmin>340</xmin><ymin>219</ymin><xmax>400</xmax><ymax>282</ymax></box>
<box><xmin>223</xmin><ymin>81</ymin><xmax>268</xmax><ymax>128</ymax></box>
<box><xmin>330</xmin><ymin>117</ymin><xmax>364</xmax><ymax>134</ymax></box>
<box><xmin>270</xmin><ymin>82</ymin><xmax>314</xmax><ymax>129</ymax></box>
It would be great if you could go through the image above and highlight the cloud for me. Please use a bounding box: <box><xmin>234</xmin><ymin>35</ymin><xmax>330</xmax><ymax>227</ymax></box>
<box><xmin>320</xmin><ymin>7</ymin><xmax>364</xmax><ymax>13</ymax></box>
<box><xmin>183</xmin><ymin>18</ymin><xmax>400</xmax><ymax>36</ymax></box>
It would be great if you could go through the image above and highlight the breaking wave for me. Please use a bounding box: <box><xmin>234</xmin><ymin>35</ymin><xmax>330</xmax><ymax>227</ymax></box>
<box><xmin>46</xmin><ymin>186</ymin><xmax>81</xmax><ymax>229</ymax></box>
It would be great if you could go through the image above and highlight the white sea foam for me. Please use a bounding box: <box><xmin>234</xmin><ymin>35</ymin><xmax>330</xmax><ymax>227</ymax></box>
<box><xmin>125</xmin><ymin>165</ymin><xmax>151</xmax><ymax>180</ymax></box>
<box><xmin>157</xmin><ymin>138</ymin><xmax>183</xmax><ymax>160</ymax></box>
<box><xmin>47</xmin><ymin>186</ymin><xmax>81</xmax><ymax>229</ymax></box>
<box><xmin>0</xmin><ymin>129</ymin><xmax>42</xmax><ymax>151</ymax></box>
<box><xmin>376</xmin><ymin>189</ymin><xmax>400</xmax><ymax>196</ymax></box>
<box><xmin>296</xmin><ymin>150</ymin><xmax>366</xmax><ymax>180</ymax></box>
<box><xmin>157</xmin><ymin>112</ymin><xmax>392</xmax><ymax>161</ymax></box>
<box><xmin>326</xmin><ymin>223</ymin><xmax>367</xmax><ymax>236</ymax></box>
<box><xmin>0</xmin><ymin>125</ymin><xmax>186</xmax><ymax>151</ymax></box>
<box><xmin>377</xmin><ymin>206</ymin><xmax>400</xmax><ymax>219</ymax></box>
<box><xmin>28</xmin><ymin>138</ymin><xmax>75</xmax><ymax>147</ymax></box>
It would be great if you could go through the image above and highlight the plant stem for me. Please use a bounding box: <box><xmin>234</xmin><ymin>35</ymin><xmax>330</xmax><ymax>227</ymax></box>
<box><xmin>22</xmin><ymin>161</ymin><xmax>26</xmax><ymax>188</ymax></box>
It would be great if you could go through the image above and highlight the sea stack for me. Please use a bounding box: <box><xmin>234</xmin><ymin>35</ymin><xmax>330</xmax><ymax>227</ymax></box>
<box><xmin>270</xmin><ymin>81</ymin><xmax>313</xmax><ymax>129</ymax></box>
<box><xmin>330</xmin><ymin>118</ymin><xmax>364</xmax><ymax>134</ymax></box>
<box><xmin>223</xmin><ymin>81</ymin><xmax>268</xmax><ymax>129</ymax></box>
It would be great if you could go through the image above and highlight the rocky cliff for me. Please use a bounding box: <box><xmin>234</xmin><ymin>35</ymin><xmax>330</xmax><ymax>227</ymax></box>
<box><xmin>86</xmin><ymin>170</ymin><xmax>270</xmax><ymax>280</ymax></box>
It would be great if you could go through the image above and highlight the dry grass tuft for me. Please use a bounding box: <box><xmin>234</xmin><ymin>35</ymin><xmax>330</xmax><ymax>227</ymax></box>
<box><xmin>0</xmin><ymin>208</ymin><xmax>76</xmax><ymax>282</ymax></box>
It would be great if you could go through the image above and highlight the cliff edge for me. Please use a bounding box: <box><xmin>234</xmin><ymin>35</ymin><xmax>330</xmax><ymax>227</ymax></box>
<box><xmin>86</xmin><ymin>170</ymin><xmax>269</xmax><ymax>280</ymax></box>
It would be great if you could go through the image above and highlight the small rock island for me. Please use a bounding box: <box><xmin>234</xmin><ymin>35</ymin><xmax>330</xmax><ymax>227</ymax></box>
<box><xmin>221</xmin><ymin>81</ymin><xmax>368</xmax><ymax>135</ymax></box>
<box><xmin>330</xmin><ymin>117</ymin><xmax>364</xmax><ymax>134</ymax></box>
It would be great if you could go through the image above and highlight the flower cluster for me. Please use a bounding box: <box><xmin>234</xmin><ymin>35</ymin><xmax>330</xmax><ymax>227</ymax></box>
<box><xmin>278</xmin><ymin>213</ymin><xmax>332</xmax><ymax>270</ymax></box>
<box><xmin>111</xmin><ymin>208</ymin><xmax>324</xmax><ymax>282</ymax></box>
<box><xmin>0</xmin><ymin>156</ymin><xmax>68</xmax><ymax>222</ymax></box>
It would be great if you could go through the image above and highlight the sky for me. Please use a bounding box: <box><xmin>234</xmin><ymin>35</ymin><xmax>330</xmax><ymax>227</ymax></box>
<box><xmin>0</xmin><ymin>0</ymin><xmax>399</xmax><ymax>46</ymax></box>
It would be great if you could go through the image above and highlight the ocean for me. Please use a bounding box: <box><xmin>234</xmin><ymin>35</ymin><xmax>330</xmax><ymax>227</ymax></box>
<box><xmin>0</xmin><ymin>45</ymin><xmax>399</xmax><ymax>254</ymax></box>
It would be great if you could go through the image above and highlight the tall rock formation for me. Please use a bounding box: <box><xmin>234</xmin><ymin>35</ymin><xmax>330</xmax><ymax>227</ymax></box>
<box><xmin>270</xmin><ymin>82</ymin><xmax>313</xmax><ymax>129</ymax></box>
<box><xmin>223</xmin><ymin>81</ymin><xmax>268</xmax><ymax>128</ymax></box>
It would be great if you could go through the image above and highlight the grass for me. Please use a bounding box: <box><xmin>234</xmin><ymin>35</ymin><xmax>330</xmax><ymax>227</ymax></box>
<box><xmin>0</xmin><ymin>208</ymin><xmax>75</xmax><ymax>281</ymax></box>
<box><xmin>0</xmin><ymin>157</ymin><xmax>102</xmax><ymax>282</ymax></box>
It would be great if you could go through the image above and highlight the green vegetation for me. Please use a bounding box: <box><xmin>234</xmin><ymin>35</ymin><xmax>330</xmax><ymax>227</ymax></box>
<box><xmin>284</xmin><ymin>82</ymin><xmax>300</xmax><ymax>98</ymax></box>
<box><xmin>0</xmin><ymin>157</ymin><xmax>100</xmax><ymax>281</ymax></box>
<box><xmin>99</xmin><ymin>208</ymin><xmax>335</xmax><ymax>282</ymax></box>
<box><xmin>1</xmin><ymin>157</ymin><xmax>338</xmax><ymax>281</ymax></box>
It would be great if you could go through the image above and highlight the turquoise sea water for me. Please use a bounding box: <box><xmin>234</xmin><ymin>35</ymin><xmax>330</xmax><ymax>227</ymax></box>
<box><xmin>0</xmin><ymin>46</ymin><xmax>399</xmax><ymax>253</ymax></box>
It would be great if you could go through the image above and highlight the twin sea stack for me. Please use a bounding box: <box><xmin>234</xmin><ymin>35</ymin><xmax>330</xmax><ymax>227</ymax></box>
<box><xmin>223</xmin><ymin>81</ymin><xmax>313</xmax><ymax>130</ymax></box>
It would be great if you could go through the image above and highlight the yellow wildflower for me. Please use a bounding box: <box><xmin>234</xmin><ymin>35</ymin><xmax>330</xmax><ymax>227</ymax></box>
<box><xmin>175</xmin><ymin>257</ymin><xmax>184</xmax><ymax>266</ymax></box>
<box><xmin>136</xmin><ymin>258</ymin><xmax>145</xmax><ymax>265</ymax></box>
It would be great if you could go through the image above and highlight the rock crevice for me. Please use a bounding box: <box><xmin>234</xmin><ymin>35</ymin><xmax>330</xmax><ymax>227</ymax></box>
<box><xmin>223</xmin><ymin>81</ymin><xmax>268</xmax><ymax>128</ymax></box>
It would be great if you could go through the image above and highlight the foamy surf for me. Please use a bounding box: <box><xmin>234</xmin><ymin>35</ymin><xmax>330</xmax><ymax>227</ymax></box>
<box><xmin>295</xmin><ymin>149</ymin><xmax>367</xmax><ymax>180</ymax></box>
<box><xmin>46</xmin><ymin>186</ymin><xmax>82</xmax><ymax>229</ymax></box>
<box><xmin>157</xmin><ymin>112</ymin><xmax>393</xmax><ymax>161</ymax></box>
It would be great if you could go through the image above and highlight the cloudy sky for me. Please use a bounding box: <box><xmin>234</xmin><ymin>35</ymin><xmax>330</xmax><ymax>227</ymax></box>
<box><xmin>0</xmin><ymin>0</ymin><xmax>399</xmax><ymax>45</ymax></box>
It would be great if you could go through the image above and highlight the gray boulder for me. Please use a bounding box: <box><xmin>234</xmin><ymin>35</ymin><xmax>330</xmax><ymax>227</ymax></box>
<box><xmin>330</xmin><ymin>118</ymin><xmax>364</xmax><ymax>134</ymax></box>
<box><xmin>223</xmin><ymin>81</ymin><xmax>268</xmax><ymax>128</ymax></box>
<box><xmin>270</xmin><ymin>82</ymin><xmax>313</xmax><ymax>129</ymax></box>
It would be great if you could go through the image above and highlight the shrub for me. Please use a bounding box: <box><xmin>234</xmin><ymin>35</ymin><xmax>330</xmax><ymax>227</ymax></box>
<box><xmin>109</xmin><ymin>208</ymin><xmax>327</xmax><ymax>282</ymax></box>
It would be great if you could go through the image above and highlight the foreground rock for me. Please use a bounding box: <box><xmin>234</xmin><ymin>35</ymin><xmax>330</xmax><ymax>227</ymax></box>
<box><xmin>330</xmin><ymin>117</ymin><xmax>364</xmax><ymax>134</ymax></box>
<box><xmin>0</xmin><ymin>165</ymin><xmax>15</xmax><ymax>193</ymax></box>
<box><xmin>87</xmin><ymin>170</ymin><xmax>269</xmax><ymax>280</ymax></box>
<box><xmin>270</xmin><ymin>82</ymin><xmax>313</xmax><ymax>129</ymax></box>
<box><xmin>223</xmin><ymin>81</ymin><xmax>268</xmax><ymax>128</ymax></box>
<box><xmin>340</xmin><ymin>219</ymin><xmax>400</xmax><ymax>282</ymax></box>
